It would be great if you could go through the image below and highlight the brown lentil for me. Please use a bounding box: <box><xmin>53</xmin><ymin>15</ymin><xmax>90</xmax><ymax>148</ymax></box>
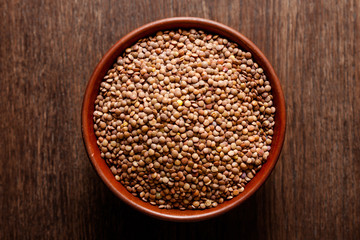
<box><xmin>93</xmin><ymin>29</ymin><xmax>276</xmax><ymax>210</ymax></box>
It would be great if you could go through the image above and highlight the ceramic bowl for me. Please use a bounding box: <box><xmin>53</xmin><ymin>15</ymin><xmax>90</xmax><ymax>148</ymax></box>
<box><xmin>82</xmin><ymin>17</ymin><xmax>286</xmax><ymax>222</ymax></box>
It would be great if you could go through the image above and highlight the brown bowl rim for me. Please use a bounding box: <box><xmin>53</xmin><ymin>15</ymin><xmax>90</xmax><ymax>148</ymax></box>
<box><xmin>82</xmin><ymin>17</ymin><xmax>286</xmax><ymax>222</ymax></box>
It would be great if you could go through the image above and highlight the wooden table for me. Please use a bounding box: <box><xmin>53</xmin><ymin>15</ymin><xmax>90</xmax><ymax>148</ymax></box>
<box><xmin>1</xmin><ymin>0</ymin><xmax>359</xmax><ymax>239</ymax></box>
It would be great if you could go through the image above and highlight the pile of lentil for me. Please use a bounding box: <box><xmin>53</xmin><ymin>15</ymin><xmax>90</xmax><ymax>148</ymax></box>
<box><xmin>93</xmin><ymin>29</ymin><xmax>276</xmax><ymax>210</ymax></box>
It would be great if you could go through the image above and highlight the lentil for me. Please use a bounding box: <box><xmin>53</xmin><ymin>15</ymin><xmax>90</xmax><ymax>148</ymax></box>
<box><xmin>93</xmin><ymin>29</ymin><xmax>276</xmax><ymax>210</ymax></box>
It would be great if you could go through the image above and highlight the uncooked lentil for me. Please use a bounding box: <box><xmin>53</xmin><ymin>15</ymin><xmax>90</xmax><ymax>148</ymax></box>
<box><xmin>93</xmin><ymin>29</ymin><xmax>276</xmax><ymax>210</ymax></box>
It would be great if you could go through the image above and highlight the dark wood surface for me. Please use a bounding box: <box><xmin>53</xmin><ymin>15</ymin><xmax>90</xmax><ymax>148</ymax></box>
<box><xmin>1</xmin><ymin>0</ymin><xmax>359</xmax><ymax>239</ymax></box>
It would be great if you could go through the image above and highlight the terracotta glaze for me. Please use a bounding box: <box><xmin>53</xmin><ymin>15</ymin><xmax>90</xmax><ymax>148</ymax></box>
<box><xmin>82</xmin><ymin>17</ymin><xmax>286</xmax><ymax>222</ymax></box>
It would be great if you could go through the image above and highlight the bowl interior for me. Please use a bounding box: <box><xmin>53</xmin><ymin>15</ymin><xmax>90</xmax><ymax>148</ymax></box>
<box><xmin>82</xmin><ymin>17</ymin><xmax>286</xmax><ymax>222</ymax></box>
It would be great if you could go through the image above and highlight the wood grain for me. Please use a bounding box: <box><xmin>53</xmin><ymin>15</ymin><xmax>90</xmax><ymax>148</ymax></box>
<box><xmin>1</xmin><ymin>0</ymin><xmax>359</xmax><ymax>239</ymax></box>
